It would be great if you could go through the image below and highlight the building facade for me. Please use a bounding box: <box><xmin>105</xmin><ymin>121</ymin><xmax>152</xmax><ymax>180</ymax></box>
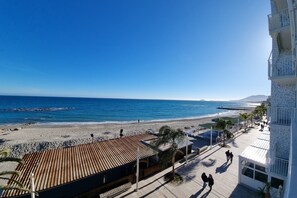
<box><xmin>238</xmin><ymin>0</ymin><xmax>296</xmax><ymax>196</ymax></box>
<box><xmin>268</xmin><ymin>0</ymin><xmax>297</xmax><ymax>197</ymax></box>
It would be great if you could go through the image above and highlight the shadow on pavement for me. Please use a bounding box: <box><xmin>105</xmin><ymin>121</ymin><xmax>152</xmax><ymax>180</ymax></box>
<box><xmin>215</xmin><ymin>162</ymin><xmax>231</xmax><ymax>174</ymax></box>
<box><xmin>138</xmin><ymin>179</ymin><xmax>171</xmax><ymax>198</ymax></box>
<box><xmin>231</xmin><ymin>138</ymin><xmax>238</xmax><ymax>148</ymax></box>
<box><xmin>183</xmin><ymin>174</ymin><xmax>196</xmax><ymax>183</ymax></box>
<box><xmin>189</xmin><ymin>186</ymin><xmax>206</xmax><ymax>198</ymax></box>
<box><xmin>229</xmin><ymin>184</ymin><xmax>258</xmax><ymax>198</ymax></box>
<box><xmin>201</xmin><ymin>158</ymin><xmax>216</xmax><ymax>167</ymax></box>
<box><xmin>200</xmin><ymin>190</ymin><xmax>210</xmax><ymax>198</ymax></box>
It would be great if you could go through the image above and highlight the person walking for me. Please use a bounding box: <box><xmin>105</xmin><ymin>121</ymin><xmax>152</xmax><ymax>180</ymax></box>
<box><xmin>201</xmin><ymin>172</ymin><xmax>208</xmax><ymax>187</ymax></box>
<box><xmin>225</xmin><ymin>150</ymin><xmax>230</xmax><ymax>163</ymax></box>
<box><xmin>230</xmin><ymin>152</ymin><xmax>234</xmax><ymax>163</ymax></box>
<box><xmin>120</xmin><ymin>129</ymin><xmax>124</xmax><ymax>138</ymax></box>
<box><xmin>208</xmin><ymin>174</ymin><xmax>214</xmax><ymax>191</ymax></box>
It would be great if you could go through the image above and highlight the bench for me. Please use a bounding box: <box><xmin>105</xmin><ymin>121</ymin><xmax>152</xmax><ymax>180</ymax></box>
<box><xmin>99</xmin><ymin>182</ymin><xmax>132</xmax><ymax>198</ymax></box>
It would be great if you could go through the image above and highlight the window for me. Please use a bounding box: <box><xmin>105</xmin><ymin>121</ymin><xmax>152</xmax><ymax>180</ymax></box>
<box><xmin>271</xmin><ymin>177</ymin><xmax>284</xmax><ymax>189</ymax></box>
<box><xmin>242</xmin><ymin>167</ymin><xmax>254</xmax><ymax>179</ymax></box>
<box><xmin>255</xmin><ymin>171</ymin><xmax>268</xmax><ymax>183</ymax></box>
<box><xmin>242</xmin><ymin>160</ymin><xmax>254</xmax><ymax>168</ymax></box>
<box><xmin>255</xmin><ymin>164</ymin><xmax>266</xmax><ymax>173</ymax></box>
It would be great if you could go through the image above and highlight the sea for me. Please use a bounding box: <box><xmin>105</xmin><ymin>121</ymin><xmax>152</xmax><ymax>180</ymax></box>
<box><xmin>0</xmin><ymin>96</ymin><xmax>251</xmax><ymax>125</ymax></box>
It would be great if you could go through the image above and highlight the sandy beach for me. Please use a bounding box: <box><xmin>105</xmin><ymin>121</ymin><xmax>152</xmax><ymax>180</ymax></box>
<box><xmin>0</xmin><ymin>111</ymin><xmax>245</xmax><ymax>158</ymax></box>
<box><xmin>0</xmin><ymin>111</ymin><xmax>245</xmax><ymax>186</ymax></box>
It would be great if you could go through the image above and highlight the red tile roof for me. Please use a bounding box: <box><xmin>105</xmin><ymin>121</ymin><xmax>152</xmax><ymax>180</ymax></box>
<box><xmin>2</xmin><ymin>134</ymin><xmax>156</xmax><ymax>197</ymax></box>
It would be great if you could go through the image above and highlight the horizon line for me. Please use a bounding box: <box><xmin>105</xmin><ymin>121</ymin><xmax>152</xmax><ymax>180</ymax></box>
<box><xmin>0</xmin><ymin>94</ymin><xmax>239</xmax><ymax>102</ymax></box>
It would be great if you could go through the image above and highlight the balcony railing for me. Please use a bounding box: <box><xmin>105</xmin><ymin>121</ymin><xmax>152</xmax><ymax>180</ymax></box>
<box><xmin>268</xmin><ymin>53</ymin><xmax>295</xmax><ymax>79</ymax></box>
<box><xmin>268</xmin><ymin>107</ymin><xmax>295</xmax><ymax>126</ymax></box>
<box><xmin>270</xmin><ymin>157</ymin><xmax>289</xmax><ymax>177</ymax></box>
<box><xmin>268</xmin><ymin>51</ymin><xmax>272</xmax><ymax>79</ymax></box>
<box><xmin>268</xmin><ymin>8</ymin><xmax>290</xmax><ymax>32</ymax></box>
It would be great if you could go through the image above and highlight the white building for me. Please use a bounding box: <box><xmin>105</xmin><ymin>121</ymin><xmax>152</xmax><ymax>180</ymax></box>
<box><xmin>238</xmin><ymin>0</ymin><xmax>297</xmax><ymax>197</ymax></box>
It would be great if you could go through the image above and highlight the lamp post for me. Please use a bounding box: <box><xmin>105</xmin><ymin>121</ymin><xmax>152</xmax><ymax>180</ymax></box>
<box><xmin>136</xmin><ymin>146</ymin><xmax>140</xmax><ymax>192</ymax></box>
<box><xmin>31</xmin><ymin>173</ymin><xmax>35</xmax><ymax>198</ymax></box>
<box><xmin>185</xmin><ymin>134</ymin><xmax>189</xmax><ymax>164</ymax></box>
<box><xmin>210</xmin><ymin>126</ymin><xmax>213</xmax><ymax>149</ymax></box>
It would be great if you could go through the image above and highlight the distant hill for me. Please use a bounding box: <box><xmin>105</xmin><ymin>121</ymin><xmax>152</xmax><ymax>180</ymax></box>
<box><xmin>237</xmin><ymin>95</ymin><xmax>269</xmax><ymax>102</ymax></box>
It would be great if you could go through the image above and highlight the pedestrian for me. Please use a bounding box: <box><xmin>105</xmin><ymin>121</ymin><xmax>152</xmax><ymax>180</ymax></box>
<box><xmin>120</xmin><ymin>129</ymin><xmax>123</xmax><ymax>138</ymax></box>
<box><xmin>208</xmin><ymin>174</ymin><xmax>214</xmax><ymax>191</ymax></box>
<box><xmin>201</xmin><ymin>172</ymin><xmax>208</xmax><ymax>187</ymax></box>
<box><xmin>225</xmin><ymin>150</ymin><xmax>230</xmax><ymax>163</ymax></box>
<box><xmin>230</xmin><ymin>152</ymin><xmax>234</xmax><ymax>163</ymax></box>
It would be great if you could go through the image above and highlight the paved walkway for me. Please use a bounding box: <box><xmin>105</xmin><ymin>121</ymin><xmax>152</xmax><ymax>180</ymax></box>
<box><xmin>117</xmin><ymin>127</ymin><xmax>263</xmax><ymax>198</ymax></box>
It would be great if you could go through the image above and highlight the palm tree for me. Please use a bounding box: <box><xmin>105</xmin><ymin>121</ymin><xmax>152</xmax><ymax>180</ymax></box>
<box><xmin>240</xmin><ymin>113</ymin><xmax>249</xmax><ymax>132</ymax></box>
<box><xmin>253</xmin><ymin>103</ymin><xmax>267</xmax><ymax>120</ymax></box>
<box><xmin>248</xmin><ymin>112</ymin><xmax>255</xmax><ymax>127</ymax></box>
<box><xmin>215</xmin><ymin>118</ymin><xmax>233</xmax><ymax>147</ymax></box>
<box><xmin>0</xmin><ymin>148</ymin><xmax>26</xmax><ymax>192</ymax></box>
<box><xmin>154</xmin><ymin>125</ymin><xmax>185</xmax><ymax>179</ymax></box>
<box><xmin>257</xmin><ymin>182</ymin><xmax>271</xmax><ymax>198</ymax></box>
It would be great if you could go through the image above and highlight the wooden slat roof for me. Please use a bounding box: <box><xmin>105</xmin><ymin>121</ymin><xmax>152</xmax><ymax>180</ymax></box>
<box><xmin>2</xmin><ymin>134</ymin><xmax>156</xmax><ymax>197</ymax></box>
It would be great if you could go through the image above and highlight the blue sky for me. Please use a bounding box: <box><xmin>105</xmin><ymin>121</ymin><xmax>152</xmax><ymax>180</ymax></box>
<box><xmin>0</xmin><ymin>0</ymin><xmax>271</xmax><ymax>100</ymax></box>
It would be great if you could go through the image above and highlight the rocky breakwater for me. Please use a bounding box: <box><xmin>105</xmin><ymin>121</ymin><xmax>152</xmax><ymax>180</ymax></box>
<box><xmin>0</xmin><ymin>130</ymin><xmax>147</xmax><ymax>157</ymax></box>
<box><xmin>0</xmin><ymin>136</ymin><xmax>108</xmax><ymax>158</ymax></box>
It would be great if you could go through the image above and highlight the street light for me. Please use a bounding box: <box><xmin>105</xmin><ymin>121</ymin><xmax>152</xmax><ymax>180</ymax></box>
<box><xmin>185</xmin><ymin>134</ymin><xmax>189</xmax><ymax>164</ymax></box>
<box><xmin>136</xmin><ymin>147</ymin><xmax>140</xmax><ymax>192</ymax></box>
<box><xmin>210</xmin><ymin>126</ymin><xmax>213</xmax><ymax>149</ymax></box>
<box><xmin>31</xmin><ymin>173</ymin><xmax>35</xmax><ymax>198</ymax></box>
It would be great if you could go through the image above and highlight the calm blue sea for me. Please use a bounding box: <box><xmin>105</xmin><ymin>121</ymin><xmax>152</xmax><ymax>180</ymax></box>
<box><xmin>0</xmin><ymin>96</ymin><xmax>248</xmax><ymax>125</ymax></box>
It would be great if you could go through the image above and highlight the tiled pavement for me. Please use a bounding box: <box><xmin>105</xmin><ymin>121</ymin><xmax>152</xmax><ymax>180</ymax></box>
<box><xmin>116</xmin><ymin>127</ymin><xmax>263</xmax><ymax>198</ymax></box>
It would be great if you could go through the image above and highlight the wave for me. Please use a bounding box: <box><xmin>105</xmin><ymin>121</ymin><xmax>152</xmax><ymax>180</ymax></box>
<box><xmin>0</xmin><ymin>107</ymin><xmax>75</xmax><ymax>112</ymax></box>
<box><xmin>32</xmin><ymin>110</ymin><xmax>239</xmax><ymax>126</ymax></box>
<box><xmin>140</xmin><ymin>110</ymin><xmax>236</xmax><ymax>123</ymax></box>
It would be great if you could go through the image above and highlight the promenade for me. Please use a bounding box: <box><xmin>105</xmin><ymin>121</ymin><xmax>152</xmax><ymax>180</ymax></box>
<box><xmin>117</xmin><ymin>127</ymin><xmax>263</xmax><ymax>198</ymax></box>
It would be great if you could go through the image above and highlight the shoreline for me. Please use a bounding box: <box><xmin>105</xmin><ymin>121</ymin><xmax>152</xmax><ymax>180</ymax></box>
<box><xmin>0</xmin><ymin>110</ymin><xmax>245</xmax><ymax>183</ymax></box>
<box><xmin>0</xmin><ymin>109</ymin><xmax>236</xmax><ymax>127</ymax></box>
<box><xmin>0</xmin><ymin>110</ymin><xmax>245</xmax><ymax>158</ymax></box>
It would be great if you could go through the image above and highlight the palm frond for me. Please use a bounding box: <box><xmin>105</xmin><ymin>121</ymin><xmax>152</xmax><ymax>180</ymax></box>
<box><xmin>0</xmin><ymin>177</ymin><xmax>24</xmax><ymax>188</ymax></box>
<box><xmin>0</xmin><ymin>148</ymin><xmax>27</xmax><ymax>193</ymax></box>
<box><xmin>158</xmin><ymin>152</ymin><xmax>172</xmax><ymax>169</ymax></box>
<box><xmin>0</xmin><ymin>148</ymin><xmax>10</xmax><ymax>158</ymax></box>
<box><xmin>0</xmin><ymin>185</ymin><xmax>29</xmax><ymax>192</ymax></box>
<box><xmin>0</xmin><ymin>157</ymin><xmax>23</xmax><ymax>164</ymax></box>
<box><xmin>0</xmin><ymin>171</ymin><xmax>20</xmax><ymax>177</ymax></box>
<box><xmin>155</xmin><ymin>125</ymin><xmax>187</xmax><ymax>175</ymax></box>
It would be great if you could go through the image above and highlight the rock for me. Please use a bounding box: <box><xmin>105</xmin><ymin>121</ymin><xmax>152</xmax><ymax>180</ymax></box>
<box><xmin>0</xmin><ymin>136</ymin><xmax>107</xmax><ymax>157</ymax></box>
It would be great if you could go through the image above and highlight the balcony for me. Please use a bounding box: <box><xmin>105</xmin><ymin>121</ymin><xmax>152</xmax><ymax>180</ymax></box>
<box><xmin>268</xmin><ymin>8</ymin><xmax>290</xmax><ymax>33</ymax></box>
<box><xmin>270</xmin><ymin>157</ymin><xmax>289</xmax><ymax>177</ymax></box>
<box><xmin>268</xmin><ymin>107</ymin><xmax>295</xmax><ymax>126</ymax></box>
<box><xmin>268</xmin><ymin>52</ymin><xmax>296</xmax><ymax>81</ymax></box>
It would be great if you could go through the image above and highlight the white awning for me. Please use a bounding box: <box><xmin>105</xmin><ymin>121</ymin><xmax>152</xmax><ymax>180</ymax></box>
<box><xmin>240</xmin><ymin>132</ymin><xmax>270</xmax><ymax>165</ymax></box>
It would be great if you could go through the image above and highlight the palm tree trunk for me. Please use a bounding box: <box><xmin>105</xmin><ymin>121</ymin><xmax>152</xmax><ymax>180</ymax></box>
<box><xmin>221</xmin><ymin>131</ymin><xmax>226</xmax><ymax>147</ymax></box>
<box><xmin>172</xmin><ymin>154</ymin><xmax>175</xmax><ymax>179</ymax></box>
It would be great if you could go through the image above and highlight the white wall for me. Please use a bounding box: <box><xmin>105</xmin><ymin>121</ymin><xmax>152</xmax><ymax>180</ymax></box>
<box><xmin>270</xmin><ymin>125</ymin><xmax>290</xmax><ymax>159</ymax></box>
<box><xmin>271</xmin><ymin>83</ymin><xmax>295</xmax><ymax>107</ymax></box>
